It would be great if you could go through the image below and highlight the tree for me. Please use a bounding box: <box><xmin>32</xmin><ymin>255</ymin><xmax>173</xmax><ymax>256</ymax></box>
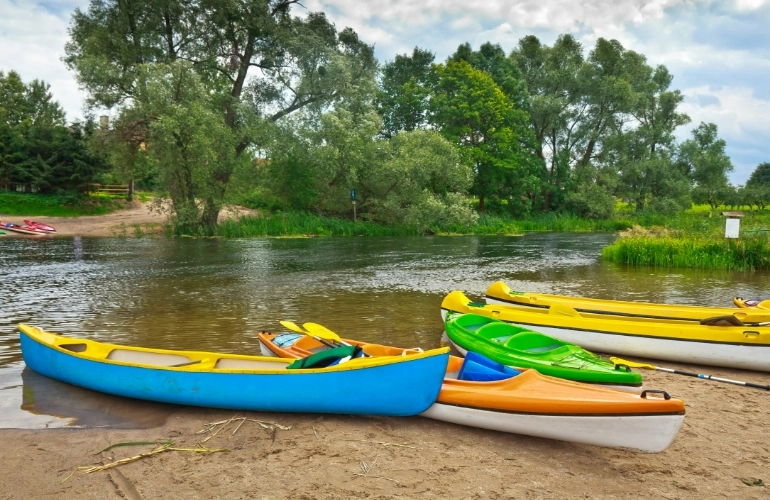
<box><xmin>264</xmin><ymin>103</ymin><xmax>475</xmax><ymax>227</ymax></box>
<box><xmin>430</xmin><ymin>60</ymin><xmax>541</xmax><ymax>214</ymax></box>
<box><xmin>65</xmin><ymin>0</ymin><xmax>376</xmax><ymax>228</ymax></box>
<box><xmin>365</xmin><ymin>130</ymin><xmax>476</xmax><ymax>229</ymax></box>
<box><xmin>376</xmin><ymin>47</ymin><xmax>435</xmax><ymax>137</ymax></box>
<box><xmin>450</xmin><ymin>42</ymin><xmax>527</xmax><ymax>108</ymax></box>
<box><xmin>678</xmin><ymin>122</ymin><xmax>733</xmax><ymax>209</ymax></box>
<box><xmin>0</xmin><ymin>70</ymin><xmax>107</xmax><ymax>192</ymax></box>
<box><xmin>746</xmin><ymin>162</ymin><xmax>770</xmax><ymax>188</ymax></box>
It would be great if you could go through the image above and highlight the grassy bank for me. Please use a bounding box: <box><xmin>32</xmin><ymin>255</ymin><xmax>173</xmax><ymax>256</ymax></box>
<box><xmin>215</xmin><ymin>212</ymin><xmax>419</xmax><ymax>237</ymax></box>
<box><xmin>209</xmin><ymin>211</ymin><xmax>635</xmax><ymax>238</ymax></box>
<box><xmin>602</xmin><ymin>226</ymin><xmax>770</xmax><ymax>271</ymax></box>
<box><xmin>0</xmin><ymin>191</ymin><xmax>126</xmax><ymax>217</ymax></box>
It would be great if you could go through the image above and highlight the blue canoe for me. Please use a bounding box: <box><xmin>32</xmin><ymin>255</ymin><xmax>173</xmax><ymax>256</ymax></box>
<box><xmin>19</xmin><ymin>324</ymin><xmax>449</xmax><ymax>417</ymax></box>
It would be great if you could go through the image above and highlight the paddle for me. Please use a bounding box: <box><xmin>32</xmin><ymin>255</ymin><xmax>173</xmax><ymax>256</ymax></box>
<box><xmin>610</xmin><ymin>356</ymin><xmax>770</xmax><ymax>391</ymax></box>
<box><xmin>279</xmin><ymin>320</ymin><xmax>337</xmax><ymax>348</ymax></box>
<box><xmin>302</xmin><ymin>323</ymin><xmax>345</xmax><ymax>343</ymax></box>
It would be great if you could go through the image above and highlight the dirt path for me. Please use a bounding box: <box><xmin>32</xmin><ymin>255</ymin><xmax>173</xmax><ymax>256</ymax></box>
<box><xmin>1</xmin><ymin>201</ymin><xmax>257</xmax><ymax>237</ymax></box>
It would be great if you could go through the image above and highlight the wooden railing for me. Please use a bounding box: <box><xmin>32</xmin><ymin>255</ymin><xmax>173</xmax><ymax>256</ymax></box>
<box><xmin>89</xmin><ymin>183</ymin><xmax>129</xmax><ymax>194</ymax></box>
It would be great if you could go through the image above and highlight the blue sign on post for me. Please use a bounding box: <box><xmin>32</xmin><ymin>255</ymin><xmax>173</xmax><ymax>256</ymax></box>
<box><xmin>350</xmin><ymin>189</ymin><xmax>357</xmax><ymax>201</ymax></box>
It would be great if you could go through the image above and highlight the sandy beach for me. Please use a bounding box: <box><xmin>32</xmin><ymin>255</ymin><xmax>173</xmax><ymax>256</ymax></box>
<box><xmin>2</xmin><ymin>363</ymin><xmax>769</xmax><ymax>499</ymax></box>
<box><xmin>2</xmin><ymin>200</ymin><xmax>256</xmax><ymax>237</ymax></box>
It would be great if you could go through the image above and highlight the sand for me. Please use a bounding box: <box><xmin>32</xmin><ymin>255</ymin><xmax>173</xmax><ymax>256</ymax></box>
<box><xmin>2</xmin><ymin>364</ymin><xmax>769</xmax><ymax>499</ymax></box>
<box><xmin>2</xmin><ymin>200</ymin><xmax>256</xmax><ymax>237</ymax></box>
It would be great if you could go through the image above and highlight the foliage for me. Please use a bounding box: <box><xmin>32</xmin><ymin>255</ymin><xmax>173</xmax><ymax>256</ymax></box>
<box><xmin>602</xmin><ymin>233</ymin><xmax>770</xmax><ymax>271</ymax></box>
<box><xmin>214</xmin><ymin>211</ymin><xmax>419</xmax><ymax>237</ymax></box>
<box><xmin>263</xmin><ymin>104</ymin><xmax>477</xmax><ymax>228</ymax></box>
<box><xmin>678</xmin><ymin>122</ymin><xmax>733</xmax><ymax>209</ymax></box>
<box><xmin>66</xmin><ymin>0</ymin><xmax>377</xmax><ymax>229</ymax></box>
<box><xmin>0</xmin><ymin>191</ymin><xmax>124</xmax><ymax>216</ymax></box>
<box><xmin>746</xmin><ymin>162</ymin><xmax>770</xmax><ymax>189</ymax></box>
<box><xmin>430</xmin><ymin>60</ymin><xmax>542</xmax><ymax>215</ymax></box>
<box><xmin>0</xmin><ymin>70</ymin><xmax>108</xmax><ymax>192</ymax></box>
<box><xmin>376</xmin><ymin>47</ymin><xmax>435</xmax><ymax>137</ymax></box>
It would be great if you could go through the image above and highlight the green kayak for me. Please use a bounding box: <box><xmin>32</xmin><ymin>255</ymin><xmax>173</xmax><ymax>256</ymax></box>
<box><xmin>444</xmin><ymin>312</ymin><xmax>642</xmax><ymax>388</ymax></box>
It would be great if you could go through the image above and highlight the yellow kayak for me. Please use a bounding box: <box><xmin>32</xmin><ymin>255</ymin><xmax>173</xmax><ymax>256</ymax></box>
<box><xmin>442</xmin><ymin>290</ymin><xmax>770</xmax><ymax>371</ymax></box>
<box><xmin>734</xmin><ymin>297</ymin><xmax>770</xmax><ymax>309</ymax></box>
<box><xmin>486</xmin><ymin>281</ymin><xmax>770</xmax><ymax>324</ymax></box>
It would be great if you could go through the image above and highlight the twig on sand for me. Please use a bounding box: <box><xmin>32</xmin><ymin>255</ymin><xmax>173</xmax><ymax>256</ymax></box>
<box><xmin>342</xmin><ymin>439</ymin><xmax>416</xmax><ymax>449</ymax></box>
<box><xmin>312</xmin><ymin>425</ymin><xmax>319</xmax><ymax>439</ymax></box>
<box><xmin>63</xmin><ymin>443</ymin><xmax>227</xmax><ymax>483</ymax></box>
<box><xmin>353</xmin><ymin>458</ymin><xmax>399</xmax><ymax>484</ymax></box>
<box><xmin>197</xmin><ymin>416</ymin><xmax>291</xmax><ymax>443</ymax></box>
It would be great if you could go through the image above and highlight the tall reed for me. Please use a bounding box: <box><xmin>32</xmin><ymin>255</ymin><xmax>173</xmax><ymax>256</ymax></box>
<box><xmin>602</xmin><ymin>233</ymin><xmax>770</xmax><ymax>271</ymax></box>
<box><xmin>214</xmin><ymin>212</ymin><xmax>419</xmax><ymax>237</ymax></box>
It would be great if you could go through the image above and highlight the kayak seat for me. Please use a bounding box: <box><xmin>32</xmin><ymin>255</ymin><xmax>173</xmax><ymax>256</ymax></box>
<box><xmin>273</xmin><ymin>333</ymin><xmax>304</xmax><ymax>347</ymax></box>
<box><xmin>458</xmin><ymin>352</ymin><xmax>519</xmax><ymax>382</ymax></box>
<box><xmin>476</xmin><ymin>322</ymin><xmax>519</xmax><ymax>341</ymax></box>
<box><xmin>492</xmin><ymin>335</ymin><xmax>514</xmax><ymax>343</ymax></box>
<box><xmin>286</xmin><ymin>345</ymin><xmax>362</xmax><ymax>370</ymax></box>
<box><xmin>523</xmin><ymin>344</ymin><xmax>563</xmax><ymax>353</ymax></box>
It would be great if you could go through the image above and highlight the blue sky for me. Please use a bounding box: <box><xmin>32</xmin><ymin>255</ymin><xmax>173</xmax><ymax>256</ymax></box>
<box><xmin>2</xmin><ymin>0</ymin><xmax>769</xmax><ymax>184</ymax></box>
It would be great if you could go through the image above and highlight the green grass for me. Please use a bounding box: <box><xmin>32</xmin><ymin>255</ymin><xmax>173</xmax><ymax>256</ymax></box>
<box><xmin>0</xmin><ymin>191</ymin><xmax>127</xmax><ymax>217</ymax></box>
<box><xmin>602</xmin><ymin>232</ymin><xmax>770</xmax><ymax>271</ymax></box>
<box><xmin>214</xmin><ymin>212</ymin><xmax>421</xmax><ymax>237</ymax></box>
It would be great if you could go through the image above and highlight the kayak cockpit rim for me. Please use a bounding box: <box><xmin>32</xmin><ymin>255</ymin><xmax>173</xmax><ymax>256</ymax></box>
<box><xmin>19</xmin><ymin>324</ymin><xmax>449</xmax><ymax>374</ymax></box>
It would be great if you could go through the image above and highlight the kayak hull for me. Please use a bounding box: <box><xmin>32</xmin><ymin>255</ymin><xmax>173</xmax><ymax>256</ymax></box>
<box><xmin>19</xmin><ymin>324</ymin><xmax>448</xmax><ymax>417</ymax></box>
<box><xmin>420</xmin><ymin>404</ymin><xmax>684</xmax><ymax>453</ymax></box>
<box><xmin>23</xmin><ymin>220</ymin><xmax>57</xmax><ymax>232</ymax></box>
<box><xmin>258</xmin><ymin>331</ymin><xmax>685</xmax><ymax>452</ymax></box>
<box><xmin>443</xmin><ymin>291</ymin><xmax>770</xmax><ymax>371</ymax></box>
<box><xmin>1</xmin><ymin>223</ymin><xmax>45</xmax><ymax>235</ymax></box>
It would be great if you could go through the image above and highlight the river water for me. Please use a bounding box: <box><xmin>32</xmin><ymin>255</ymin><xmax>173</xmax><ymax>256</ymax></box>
<box><xmin>1</xmin><ymin>233</ymin><xmax>767</xmax><ymax>428</ymax></box>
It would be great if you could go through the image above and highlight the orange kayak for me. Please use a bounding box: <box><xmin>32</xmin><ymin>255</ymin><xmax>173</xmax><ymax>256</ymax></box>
<box><xmin>258</xmin><ymin>331</ymin><xmax>685</xmax><ymax>452</ymax></box>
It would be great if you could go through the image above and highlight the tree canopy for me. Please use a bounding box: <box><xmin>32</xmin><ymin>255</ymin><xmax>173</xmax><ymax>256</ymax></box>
<box><xmin>51</xmin><ymin>1</ymin><xmax>746</xmax><ymax>225</ymax></box>
<box><xmin>0</xmin><ymin>70</ymin><xmax>107</xmax><ymax>193</ymax></box>
<box><xmin>66</xmin><ymin>0</ymin><xmax>376</xmax><ymax>227</ymax></box>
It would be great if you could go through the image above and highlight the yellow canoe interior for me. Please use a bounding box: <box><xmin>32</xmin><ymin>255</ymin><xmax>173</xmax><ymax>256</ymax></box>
<box><xmin>19</xmin><ymin>324</ymin><xmax>447</xmax><ymax>373</ymax></box>
<box><xmin>487</xmin><ymin>281</ymin><xmax>770</xmax><ymax>324</ymax></box>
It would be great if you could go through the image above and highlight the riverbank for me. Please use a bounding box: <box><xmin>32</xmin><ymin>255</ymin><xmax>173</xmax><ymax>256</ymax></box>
<box><xmin>2</xmin><ymin>363</ymin><xmax>769</xmax><ymax>499</ymax></box>
<box><xmin>2</xmin><ymin>201</ymin><xmax>257</xmax><ymax>237</ymax></box>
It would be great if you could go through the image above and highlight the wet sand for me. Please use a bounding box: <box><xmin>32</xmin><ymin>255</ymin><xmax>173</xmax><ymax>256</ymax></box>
<box><xmin>2</xmin><ymin>363</ymin><xmax>769</xmax><ymax>499</ymax></box>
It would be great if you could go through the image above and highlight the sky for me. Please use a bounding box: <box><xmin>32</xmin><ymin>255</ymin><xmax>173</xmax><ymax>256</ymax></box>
<box><xmin>1</xmin><ymin>0</ymin><xmax>769</xmax><ymax>184</ymax></box>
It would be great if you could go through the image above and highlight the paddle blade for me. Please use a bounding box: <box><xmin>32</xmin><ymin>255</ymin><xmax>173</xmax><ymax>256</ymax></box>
<box><xmin>548</xmin><ymin>304</ymin><xmax>580</xmax><ymax>317</ymax></box>
<box><xmin>303</xmin><ymin>322</ymin><xmax>342</xmax><ymax>342</ymax></box>
<box><xmin>610</xmin><ymin>356</ymin><xmax>656</xmax><ymax>370</ymax></box>
<box><xmin>279</xmin><ymin>320</ymin><xmax>308</xmax><ymax>334</ymax></box>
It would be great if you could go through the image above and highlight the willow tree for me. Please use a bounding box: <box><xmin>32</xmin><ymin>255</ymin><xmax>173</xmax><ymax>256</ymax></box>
<box><xmin>65</xmin><ymin>0</ymin><xmax>376</xmax><ymax>228</ymax></box>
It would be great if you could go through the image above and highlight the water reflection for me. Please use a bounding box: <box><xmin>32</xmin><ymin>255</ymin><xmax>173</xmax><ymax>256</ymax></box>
<box><xmin>2</xmin><ymin>233</ymin><xmax>769</xmax><ymax>428</ymax></box>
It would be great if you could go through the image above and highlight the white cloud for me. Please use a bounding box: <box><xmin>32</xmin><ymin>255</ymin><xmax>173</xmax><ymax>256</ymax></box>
<box><xmin>680</xmin><ymin>85</ymin><xmax>770</xmax><ymax>182</ymax></box>
<box><xmin>2</xmin><ymin>0</ymin><xmax>768</xmax><ymax>180</ymax></box>
<box><xmin>0</xmin><ymin>0</ymin><xmax>87</xmax><ymax>121</ymax></box>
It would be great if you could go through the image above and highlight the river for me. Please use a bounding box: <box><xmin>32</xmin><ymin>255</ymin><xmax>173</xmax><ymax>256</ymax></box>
<box><xmin>1</xmin><ymin>233</ymin><xmax>767</xmax><ymax>428</ymax></box>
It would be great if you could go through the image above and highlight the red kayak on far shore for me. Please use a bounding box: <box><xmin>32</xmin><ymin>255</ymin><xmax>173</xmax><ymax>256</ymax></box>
<box><xmin>1</xmin><ymin>221</ymin><xmax>48</xmax><ymax>236</ymax></box>
<box><xmin>23</xmin><ymin>220</ymin><xmax>57</xmax><ymax>233</ymax></box>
